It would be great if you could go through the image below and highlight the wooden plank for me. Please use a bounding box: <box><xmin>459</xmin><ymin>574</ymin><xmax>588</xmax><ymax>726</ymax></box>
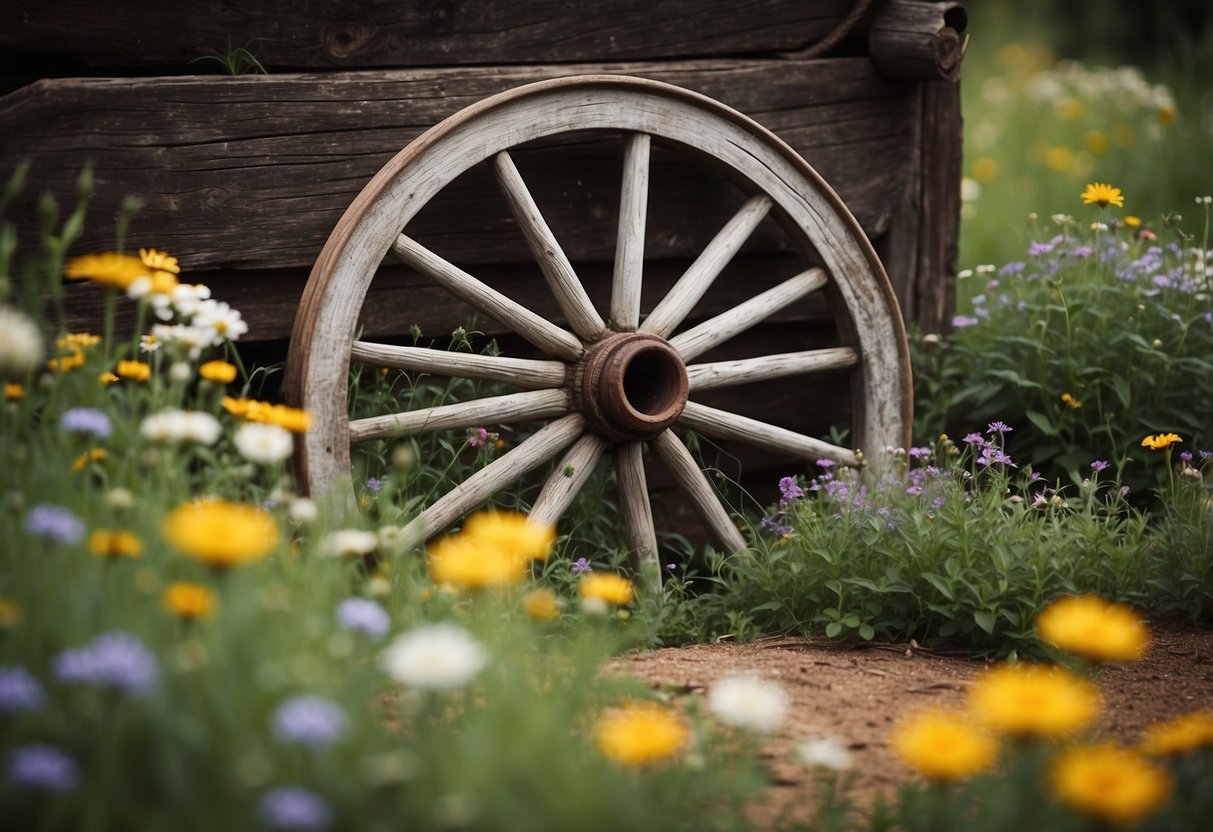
<box><xmin>0</xmin><ymin>1</ymin><xmax>860</xmax><ymax>69</ymax></box>
<box><xmin>1</xmin><ymin>58</ymin><xmax>916</xmax><ymax>273</ymax></box>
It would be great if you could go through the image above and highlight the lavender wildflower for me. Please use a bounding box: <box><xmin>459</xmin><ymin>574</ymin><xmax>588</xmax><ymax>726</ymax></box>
<box><xmin>1200</xmin><ymin>450</ymin><xmax>1213</xmax><ymax>461</ymax></box>
<box><xmin>366</xmin><ymin>478</ymin><xmax>382</xmax><ymax>493</ymax></box>
<box><xmin>962</xmin><ymin>432</ymin><xmax>984</xmax><ymax>445</ymax></box>
<box><xmin>778</xmin><ymin>476</ymin><xmax>804</xmax><ymax>500</ymax></box>
<box><xmin>908</xmin><ymin>447</ymin><xmax>932</xmax><ymax>459</ymax></box>
<box><xmin>23</xmin><ymin>504</ymin><xmax>86</xmax><ymax>545</ymax></box>
<box><xmin>334</xmin><ymin>598</ymin><xmax>390</xmax><ymax>639</ymax></box>
<box><xmin>259</xmin><ymin>787</ymin><xmax>333</xmax><ymax>831</ymax></box>
<box><xmin>759</xmin><ymin>516</ymin><xmax>793</xmax><ymax>536</ymax></box>
<box><xmin>977</xmin><ymin>446</ymin><xmax>1016</xmax><ymax>468</ymax></box>
<box><xmin>998</xmin><ymin>261</ymin><xmax>1026</xmax><ymax>276</ymax></box>
<box><xmin>951</xmin><ymin>315</ymin><xmax>980</xmax><ymax>328</ymax></box>
<box><xmin>0</xmin><ymin>667</ymin><xmax>46</xmax><ymax>715</ymax></box>
<box><xmin>53</xmin><ymin>631</ymin><xmax>157</xmax><ymax>697</ymax></box>
<box><xmin>6</xmin><ymin>744</ymin><xmax>80</xmax><ymax>792</ymax></box>
<box><xmin>271</xmin><ymin>695</ymin><xmax>348</xmax><ymax>748</ymax></box>
<box><xmin>467</xmin><ymin>427</ymin><xmax>489</xmax><ymax>448</ymax></box>
<box><xmin>59</xmin><ymin>407</ymin><xmax>112</xmax><ymax>439</ymax></box>
<box><xmin>1179</xmin><ymin>451</ymin><xmax>1193</xmax><ymax>463</ymax></box>
<box><xmin>815</xmin><ymin>459</ymin><xmax>836</xmax><ymax>469</ymax></box>
<box><xmin>1090</xmin><ymin>460</ymin><xmax>1110</xmax><ymax>473</ymax></box>
<box><xmin>986</xmin><ymin>421</ymin><xmax>1013</xmax><ymax>435</ymax></box>
<box><xmin>1070</xmin><ymin>246</ymin><xmax>1093</xmax><ymax>258</ymax></box>
<box><xmin>570</xmin><ymin>557</ymin><xmax>592</xmax><ymax>575</ymax></box>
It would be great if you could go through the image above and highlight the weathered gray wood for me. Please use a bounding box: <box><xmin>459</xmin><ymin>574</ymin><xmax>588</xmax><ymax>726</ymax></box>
<box><xmin>869</xmin><ymin>0</ymin><xmax>967</xmax><ymax>81</ymax></box>
<box><xmin>651</xmin><ymin>429</ymin><xmax>749</xmax><ymax>553</ymax></box>
<box><xmin>678</xmin><ymin>400</ymin><xmax>860</xmax><ymax>466</ymax></box>
<box><xmin>0</xmin><ymin>0</ymin><xmax>863</xmax><ymax>69</ymax></box>
<box><xmin>396</xmin><ymin>413</ymin><xmax>585</xmax><ymax>547</ymax></box>
<box><xmin>0</xmin><ymin>58</ymin><xmax>917</xmax><ymax>273</ymax></box>
<box><xmin>685</xmin><ymin>347</ymin><xmax>858</xmax><ymax>391</ymax></box>
<box><xmin>669</xmin><ymin>267</ymin><xmax>827</xmax><ymax>361</ymax></box>
<box><xmin>616</xmin><ymin>441</ymin><xmax>660</xmax><ymax>585</ymax></box>
<box><xmin>348</xmin><ymin>389</ymin><xmax>570</xmax><ymax>444</ymax></box>
<box><xmin>392</xmin><ymin>233</ymin><xmax>584</xmax><ymax>361</ymax></box>
<box><xmin>529</xmin><ymin>433</ymin><xmax>608</xmax><ymax>528</ymax></box>
<box><xmin>640</xmin><ymin>195</ymin><xmax>772</xmax><ymax>337</ymax></box>
<box><xmin>350</xmin><ymin>341</ymin><xmax>568</xmax><ymax>390</ymax></box>
<box><xmin>611</xmin><ymin>132</ymin><xmax>650</xmax><ymax>331</ymax></box>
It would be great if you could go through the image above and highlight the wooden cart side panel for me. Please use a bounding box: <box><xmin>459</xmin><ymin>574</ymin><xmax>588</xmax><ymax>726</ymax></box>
<box><xmin>0</xmin><ymin>0</ymin><xmax>860</xmax><ymax>69</ymax></box>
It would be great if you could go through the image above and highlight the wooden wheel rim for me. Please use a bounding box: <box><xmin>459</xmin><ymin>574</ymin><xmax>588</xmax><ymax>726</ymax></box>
<box><xmin>287</xmin><ymin>73</ymin><xmax>912</xmax><ymax>552</ymax></box>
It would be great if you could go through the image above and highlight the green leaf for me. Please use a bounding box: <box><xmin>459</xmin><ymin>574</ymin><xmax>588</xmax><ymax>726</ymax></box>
<box><xmin>857</xmin><ymin>623</ymin><xmax>875</xmax><ymax>641</ymax></box>
<box><xmin>841</xmin><ymin>614</ymin><xmax>861</xmax><ymax>628</ymax></box>
<box><xmin>973</xmin><ymin>610</ymin><xmax>996</xmax><ymax>634</ymax></box>
<box><xmin>1025</xmin><ymin>409</ymin><xmax>1059</xmax><ymax>437</ymax></box>
<box><xmin>825</xmin><ymin>622</ymin><xmax>844</xmax><ymax>638</ymax></box>
<box><xmin>922</xmin><ymin>573</ymin><xmax>955</xmax><ymax>600</ymax></box>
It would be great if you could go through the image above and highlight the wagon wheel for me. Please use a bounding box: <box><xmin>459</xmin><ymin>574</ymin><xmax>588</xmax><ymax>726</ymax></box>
<box><xmin>287</xmin><ymin>75</ymin><xmax>911</xmax><ymax>582</ymax></box>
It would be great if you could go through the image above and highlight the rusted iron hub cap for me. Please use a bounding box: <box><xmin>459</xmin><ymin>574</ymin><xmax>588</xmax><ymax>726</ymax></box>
<box><xmin>575</xmin><ymin>332</ymin><xmax>689</xmax><ymax>440</ymax></box>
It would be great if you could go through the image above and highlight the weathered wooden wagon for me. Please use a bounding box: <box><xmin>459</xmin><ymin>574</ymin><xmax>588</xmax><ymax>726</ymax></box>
<box><xmin>1</xmin><ymin>0</ymin><xmax>966</xmax><ymax>562</ymax></box>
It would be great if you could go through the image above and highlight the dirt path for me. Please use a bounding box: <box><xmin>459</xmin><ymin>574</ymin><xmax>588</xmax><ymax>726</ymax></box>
<box><xmin>614</xmin><ymin>621</ymin><xmax>1213</xmax><ymax>825</ymax></box>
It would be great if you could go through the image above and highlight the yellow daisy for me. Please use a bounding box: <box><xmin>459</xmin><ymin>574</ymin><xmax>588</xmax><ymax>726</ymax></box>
<box><xmin>162</xmin><ymin>581</ymin><xmax>217</xmax><ymax>620</ymax></box>
<box><xmin>1080</xmin><ymin>182</ymin><xmax>1124</xmax><ymax>208</ymax></box>
<box><xmin>969</xmin><ymin>663</ymin><xmax>1101</xmax><ymax>739</ymax></box>
<box><xmin>891</xmin><ymin>709</ymin><xmax>998</xmax><ymax>782</ymax></box>
<box><xmin>594</xmin><ymin>702</ymin><xmax>689</xmax><ymax>767</ymax></box>
<box><xmin>1140</xmin><ymin>433</ymin><xmax>1182</xmax><ymax>450</ymax></box>
<box><xmin>1035</xmin><ymin>595</ymin><xmax>1150</xmax><ymax>663</ymax></box>
<box><xmin>63</xmin><ymin>252</ymin><xmax>147</xmax><ymax>290</ymax></box>
<box><xmin>1051</xmin><ymin>743</ymin><xmax>1172</xmax><ymax>825</ymax></box>
<box><xmin>163</xmin><ymin>498</ymin><xmax>279</xmax><ymax>570</ymax></box>
<box><xmin>578</xmin><ymin>573</ymin><xmax>635</xmax><ymax>606</ymax></box>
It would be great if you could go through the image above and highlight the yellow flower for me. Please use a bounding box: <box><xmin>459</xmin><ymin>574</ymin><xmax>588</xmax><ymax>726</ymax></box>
<box><xmin>162</xmin><ymin>581</ymin><xmax>216</xmax><ymax>620</ymax></box>
<box><xmin>117</xmin><ymin>360</ymin><xmax>151</xmax><ymax>382</ymax></box>
<box><xmin>5</xmin><ymin>383</ymin><xmax>23</xmax><ymax>401</ymax></box>
<box><xmin>57</xmin><ymin>333</ymin><xmax>101</xmax><ymax>349</ymax></box>
<box><xmin>578</xmin><ymin>573</ymin><xmax>635</xmax><ymax>606</ymax></box>
<box><xmin>163</xmin><ymin>499</ymin><xmax>279</xmax><ymax>569</ymax></box>
<box><xmin>969</xmin><ymin>663</ymin><xmax>1100</xmax><ymax>739</ymax></box>
<box><xmin>1060</xmin><ymin>392</ymin><xmax>1082</xmax><ymax>409</ymax></box>
<box><xmin>524</xmin><ymin>588</ymin><xmax>560</xmax><ymax>621</ymax></box>
<box><xmin>88</xmin><ymin>529</ymin><xmax>144</xmax><ymax>560</ymax></box>
<box><xmin>64</xmin><ymin>253</ymin><xmax>147</xmax><ymax>290</ymax></box>
<box><xmin>1140</xmin><ymin>433</ymin><xmax>1182</xmax><ymax>450</ymax></box>
<box><xmin>48</xmin><ymin>349</ymin><xmax>85</xmax><ymax>373</ymax></box>
<box><xmin>427</xmin><ymin>532</ymin><xmax>526</xmax><ymax>590</ymax></box>
<box><xmin>1051</xmin><ymin>743</ymin><xmax>1172</xmax><ymax>825</ymax></box>
<box><xmin>1045</xmin><ymin>146</ymin><xmax>1075</xmax><ymax>173</ymax></box>
<box><xmin>1124</xmin><ymin>215</ymin><xmax>1142</xmax><ymax>228</ymax></box>
<box><xmin>0</xmin><ymin>596</ymin><xmax>20</xmax><ymax>628</ymax></box>
<box><xmin>971</xmin><ymin>157</ymin><xmax>998</xmax><ymax>183</ymax></box>
<box><xmin>462</xmin><ymin>510</ymin><xmax>555</xmax><ymax>562</ymax></box>
<box><xmin>1084</xmin><ymin>130</ymin><xmax>1108</xmax><ymax>155</ymax></box>
<box><xmin>140</xmin><ymin>248</ymin><xmax>180</xmax><ymax>275</ymax></box>
<box><xmin>199</xmin><ymin>360</ymin><xmax>237</xmax><ymax>384</ymax></box>
<box><xmin>890</xmin><ymin>709</ymin><xmax>998</xmax><ymax>782</ymax></box>
<box><xmin>98</xmin><ymin>372</ymin><xmax>119</xmax><ymax>385</ymax></box>
<box><xmin>223</xmin><ymin>396</ymin><xmax>311</xmax><ymax>433</ymax></box>
<box><xmin>1080</xmin><ymin>182</ymin><xmax>1125</xmax><ymax>208</ymax></box>
<box><xmin>594</xmin><ymin>702</ymin><xmax>689</xmax><ymax>767</ymax></box>
<box><xmin>71</xmin><ymin>448</ymin><xmax>108</xmax><ymax>473</ymax></box>
<box><xmin>1140</xmin><ymin>710</ymin><xmax>1213</xmax><ymax>757</ymax></box>
<box><xmin>1035</xmin><ymin>595</ymin><xmax>1149</xmax><ymax>664</ymax></box>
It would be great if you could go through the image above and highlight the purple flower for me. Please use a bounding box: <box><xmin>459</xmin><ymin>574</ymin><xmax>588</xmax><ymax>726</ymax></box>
<box><xmin>1090</xmin><ymin>460</ymin><xmax>1110</xmax><ymax>472</ymax></box>
<box><xmin>908</xmin><ymin>447</ymin><xmax>931</xmax><ymax>459</ymax></box>
<box><xmin>815</xmin><ymin>459</ymin><xmax>836</xmax><ymax>469</ymax></box>
<box><xmin>905</xmin><ymin>486</ymin><xmax>924</xmax><ymax>496</ymax></box>
<box><xmin>366</xmin><ymin>478</ymin><xmax>382</xmax><ymax>493</ymax></box>
<box><xmin>570</xmin><ymin>557</ymin><xmax>592</xmax><ymax>575</ymax></box>
<box><xmin>665</xmin><ymin>563</ymin><xmax>676</xmax><ymax>571</ymax></box>
<box><xmin>53</xmin><ymin>631</ymin><xmax>157</xmax><ymax>697</ymax></box>
<box><xmin>23</xmin><ymin>504</ymin><xmax>86</xmax><ymax>545</ymax></box>
<box><xmin>952</xmin><ymin>315</ymin><xmax>980</xmax><ymax>329</ymax></box>
<box><xmin>778</xmin><ymin>476</ymin><xmax>804</xmax><ymax>500</ymax></box>
<box><xmin>986</xmin><ymin>421</ymin><xmax>1013</xmax><ymax>435</ymax></box>
<box><xmin>60</xmin><ymin>407</ymin><xmax>112</xmax><ymax>439</ymax></box>
<box><xmin>271</xmin><ymin>695</ymin><xmax>348</xmax><ymax>748</ymax></box>
<box><xmin>962</xmin><ymin>432</ymin><xmax>984</xmax><ymax>445</ymax></box>
<box><xmin>1179</xmin><ymin>451</ymin><xmax>1193</xmax><ymax>463</ymax></box>
<box><xmin>1028</xmin><ymin>235</ymin><xmax>1063</xmax><ymax>256</ymax></box>
<box><xmin>998</xmin><ymin>261</ymin><xmax>1026</xmax><ymax>276</ymax></box>
<box><xmin>1200</xmin><ymin>450</ymin><xmax>1213</xmax><ymax>461</ymax></box>
<box><xmin>0</xmin><ymin>666</ymin><xmax>46</xmax><ymax>715</ymax></box>
<box><xmin>259</xmin><ymin>787</ymin><xmax>333</xmax><ymax>831</ymax></box>
<box><xmin>1070</xmin><ymin>246</ymin><xmax>1093</xmax><ymax>258</ymax></box>
<box><xmin>335</xmin><ymin>598</ymin><xmax>390</xmax><ymax>639</ymax></box>
<box><xmin>759</xmin><ymin>516</ymin><xmax>792</xmax><ymax>536</ymax></box>
<box><xmin>467</xmin><ymin>427</ymin><xmax>489</xmax><ymax>448</ymax></box>
<box><xmin>977</xmin><ymin>446</ymin><xmax>1016</xmax><ymax>468</ymax></box>
<box><xmin>6</xmin><ymin>744</ymin><xmax>80</xmax><ymax>792</ymax></box>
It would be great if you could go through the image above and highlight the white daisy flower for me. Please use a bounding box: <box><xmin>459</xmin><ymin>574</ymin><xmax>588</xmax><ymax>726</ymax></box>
<box><xmin>794</xmin><ymin>736</ymin><xmax>853</xmax><ymax>771</ymax></box>
<box><xmin>707</xmin><ymin>674</ymin><xmax>790</xmax><ymax>734</ymax></box>
<box><xmin>0</xmin><ymin>305</ymin><xmax>44</xmax><ymax>377</ymax></box>
<box><xmin>322</xmin><ymin>529</ymin><xmax>378</xmax><ymax>558</ymax></box>
<box><xmin>234</xmin><ymin>422</ymin><xmax>294</xmax><ymax>464</ymax></box>
<box><xmin>191</xmin><ymin>299</ymin><xmax>248</xmax><ymax>345</ymax></box>
<box><xmin>381</xmin><ymin>623</ymin><xmax>487</xmax><ymax>690</ymax></box>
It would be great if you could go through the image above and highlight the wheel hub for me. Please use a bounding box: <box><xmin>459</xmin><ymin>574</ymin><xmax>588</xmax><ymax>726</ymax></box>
<box><xmin>574</xmin><ymin>333</ymin><xmax>689</xmax><ymax>440</ymax></box>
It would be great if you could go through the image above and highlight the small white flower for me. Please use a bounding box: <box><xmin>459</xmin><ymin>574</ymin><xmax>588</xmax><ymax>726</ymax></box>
<box><xmin>288</xmin><ymin>497</ymin><xmax>318</xmax><ymax>525</ymax></box>
<box><xmin>152</xmin><ymin>323</ymin><xmax>212</xmax><ymax>360</ymax></box>
<box><xmin>170</xmin><ymin>283</ymin><xmax>212</xmax><ymax>319</ymax></box>
<box><xmin>377</xmin><ymin>525</ymin><xmax>410</xmax><ymax>554</ymax></box>
<box><xmin>707</xmin><ymin>674</ymin><xmax>790</xmax><ymax>734</ymax></box>
<box><xmin>105</xmin><ymin>487</ymin><xmax>135</xmax><ymax>510</ymax></box>
<box><xmin>381</xmin><ymin>623</ymin><xmax>487</xmax><ymax>689</ymax></box>
<box><xmin>794</xmin><ymin>736</ymin><xmax>853</xmax><ymax>771</ymax></box>
<box><xmin>140</xmin><ymin>409</ymin><xmax>222</xmax><ymax>445</ymax></box>
<box><xmin>191</xmin><ymin>299</ymin><xmax>248</xmax><ymax>345</ymax></box>
<box><xmin>959</xmin><ymin>177</ymin><xmax>980</xmax><ymax>203</ymax></box>
<box><xmin>169</xmin><ymin>361</ymin><xmax>192</xmax><ymax>382</ymax></box>
<box><xmin>1051</xmin><ymin>213</ymin><xmax>1072</xmax><ymax>225</ymax></box>
<box><xmin>126</xmin><ymin>276</ymin><xmax>152</xmax><ymax>299</ymax></box>
<box><xmin>0</xmin><ymin>305</ymin><xmax>44</xmax><ymax>377</ymax></box>
<box><xmin>139</xmin><ymin>334</ymin><xmax>161</xmax><ymax>353</ymax></box>
<box><xmin>322</xmin><ymin>529</ymin><xmax>378</xmax><ymax>558</ymax></box>
<box><xmin>234</xmin><ymin>422</ymin><xmax>294</xmax><ymax>464</ymax></box>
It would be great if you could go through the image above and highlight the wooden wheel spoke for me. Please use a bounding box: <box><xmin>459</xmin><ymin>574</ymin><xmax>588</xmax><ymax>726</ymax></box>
<box><xmin>398</xmin><ymin>413</ymin><xmax>586</xmax><ymax>547</ymax></box>
<box><xmin>678</xmin><ymin>401</ymin><xmax>858</xmax><ymax>466</ymax></box>
<box><xmin>528</xmin><ymin>433</ymin><xmax>608</xmax><ymax>528</ymax></box>
<box><xmin>349</xmin><ymin>389</ymin><xmax>569</xmax><ymax>443</ymax></box>
<box><xmin>670</xmin><ymin>268</ymin><xmax>827</xmax><ymax>361</ymax></box>
<box><xmin>392</xmin><ymin>233</ymin><xmax>584</xmax><ymax>361</ymax></box>
<box><xmin>493</xmin><ymin>151</ymin><xmax>607</xmax><ymax>342</ymax></box>
<box><xmin>651</xmin><ymin>430</ymin><xmax>747</xmax><ymax>553</ymax></box>
<box><xmin>639</xmin><ymin>194</ymin><xmax>772</xmax><ymax>338</ymax></box>
<box><xmin>611</xmin><ymin>132</ymin><xmax>651</xmax><ymax>331</ymax></box>
<box><xmin>616</xmin><ymin>441</ymin><xmax>660</xmax><ymax>589</ymax></box>
<box><xmin>685</xmin><ymin>346</ymin><xmax>858</xmax><ymax>392</ymax></box>
<box><xmin>350</xmin><ymin>341</ymin><xmax>567</xmax><ymax>390</ymax></box>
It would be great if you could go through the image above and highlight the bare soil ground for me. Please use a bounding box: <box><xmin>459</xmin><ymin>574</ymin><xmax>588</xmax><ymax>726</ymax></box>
<box><xmin>614</xmin><ymin>620</ymin><xmax>1213</xmax><ymax>826</ymax></box>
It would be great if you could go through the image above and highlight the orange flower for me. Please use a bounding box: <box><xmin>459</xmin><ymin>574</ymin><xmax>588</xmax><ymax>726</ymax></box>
<box><xmin>199</xmin><ymin>360</ymin><xmax>237</xmax><ymax>384</ymax></box>
<box><xmin>117</xmin><ymin>360</ymin><xmax>152</xmax><ymax>382</ymax></box>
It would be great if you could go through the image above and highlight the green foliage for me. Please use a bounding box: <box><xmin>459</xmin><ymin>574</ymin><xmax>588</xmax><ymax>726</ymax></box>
<box><xmin>190</xmin><ymin>37</ymin><xmax>268</xmax><ymax>75</ymax></box>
